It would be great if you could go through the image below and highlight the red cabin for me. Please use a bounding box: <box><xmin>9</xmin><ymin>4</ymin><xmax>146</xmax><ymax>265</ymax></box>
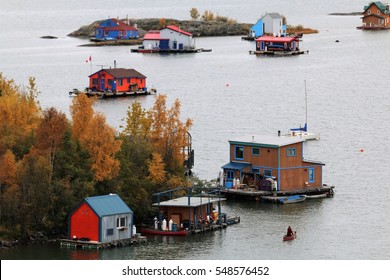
<box><xmin>68</xmin><ymin>194</ymin><xmax>134</xmax><ymax>243</ymax></box>
<box><xmin>89</xmin><ymin>68</ymin><xmax>147</xmax><ymax>93</ymax></box>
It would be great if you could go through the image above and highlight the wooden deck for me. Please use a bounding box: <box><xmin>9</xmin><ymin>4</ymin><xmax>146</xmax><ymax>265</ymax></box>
<box><xmin>60</xmin><ymin>235</ymin><xmax>147</xmax><ymax>250</ymax></box>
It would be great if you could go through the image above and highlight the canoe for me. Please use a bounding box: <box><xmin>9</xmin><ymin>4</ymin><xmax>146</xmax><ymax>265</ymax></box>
<box><xmin>306</xmin><ymin>193</ymin><xmax>327</xmax><ymax>199</ymax></box>
<box><xmin>140</xmin><ymin>227</ymin><xmax>189</xmax><ymax>236</ymax></box>
<box><xmin>283</xmin><ymin>231</ymin><xmax>297</xmax><ymax>241</ymax></box>
<box><xmin>278</xmin><ymin>195</ymin><xmax>307</xmax><ymax>204</ymax></box>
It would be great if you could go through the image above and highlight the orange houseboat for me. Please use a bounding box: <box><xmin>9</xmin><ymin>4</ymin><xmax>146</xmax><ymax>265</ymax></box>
<box><xmin>221</xmin><ymin>134</ymin><xmax>333</xmax><ymax>197</ymax></box>
<box><xmin>71</xmin><ymin>67</ymin><xmax>156</xmax><ymax>97</ymax></box>
<box><xmin>358</xmin><ymin>1</ymin><xmax>390</xmax><ymax>30</ymax></box>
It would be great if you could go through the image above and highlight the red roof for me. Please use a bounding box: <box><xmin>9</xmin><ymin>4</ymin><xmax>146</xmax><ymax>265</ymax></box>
<box><xmin>89</xmin><ymin>68</ymin><xmax>146</xmax><ymax>79</ymax></box>
<box><xmin>255</xmin><ymin>36</ymin><xmax>298</xmax><ymax>43</ymax></box>
<box><xmin>164</xmin><ymin>25</ymin><xmax>192</xmax><ymax>36</ymax></box>
<box><xmin>143</xmin><ymin>31</ymin><xmax>168</xmax><ymax>40</ymax></box>
<box><xmin>97</xmin><ymin>18</ymin><xmax>138</xmax><ymax>31</ymax></box>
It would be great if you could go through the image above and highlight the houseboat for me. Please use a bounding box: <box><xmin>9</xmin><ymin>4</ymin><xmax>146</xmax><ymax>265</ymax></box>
<box><xmin>131</xmin><ymin>25</ymin><xmax>211</xmax><ymax>53</ymax></box>
<box><xmin>357</xmin><ymin>2</ymin><xmax>390</xmax><ymax>30</ymax></box>
<box><xmin>93</xmin><ymin>18</ymin><xmax>139</xmax><ymax>41</ymax></box>
<box><xmin>220</xmin><ymin>134</ymin><xmax>334</xmax><ymax>201</ymax></box>
<box><xmin>69</xmin><ymin>66</ymin><xmax>156</xmax><ymax>98</ymax></box>
<box><xmin>249</xmin><ymin>35</ymin><xmax>308</xmax><ymax>56</ymax></box>
<box><xmin>61</xmin><ymin>194</ymin><xmax>145</xmax><ymax>249</ymax></box>
<box><xmin>140</xmin><ymin>188</ymin><xmax>240</xmax><ymax>235</ymax></box>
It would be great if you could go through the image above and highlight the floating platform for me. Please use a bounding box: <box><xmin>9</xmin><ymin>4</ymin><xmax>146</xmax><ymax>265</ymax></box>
<box><xmin>249</xmin><ymin>50</ymin><xmax>309</xmax><ymax>56</ymax></box>
<box><xmin>131</xmin><ymin>48</ymin><xmax>212</xmax><ymax>53</ymax></box>
<box><xmin>221</xmin><ymin>185</ymin><xmax>334</xmax><ymax>202</ymax></box>
<box><xmin>59</xmin><ymin>235</ymin><xmax>146</xmax><ymax>250</ymax></box>
<box><xmin>69</xmin><ymin>88</ymin><xmax>156</xmax><ymax>98</ymax></box>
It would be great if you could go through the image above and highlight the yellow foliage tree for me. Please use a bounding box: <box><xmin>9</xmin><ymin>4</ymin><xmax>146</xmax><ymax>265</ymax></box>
<box><xmin>70</xmin><ymin>95</ymin><xmax>122</xmax><ymax>181</ymax></box>
<box><xmin>0</xmin><ymin>73</ymin><xmax>41</xmax><ymax>157</ymax></box>
<box><xmin>147</xmin><ymin>152</ymin><xmax>166</xmax><ymax>184</ymax></box>
<box><xmin>123</xmin><ymin>101</ymin><xmax>152</xmax><ymax>139</ymax></box>
<box><xmin>149</xmin><ymin>94</ymin><xmax>193</xmax><ymax>171</ymax></box>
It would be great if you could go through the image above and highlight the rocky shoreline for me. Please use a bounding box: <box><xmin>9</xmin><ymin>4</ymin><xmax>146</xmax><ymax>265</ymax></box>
<box><xmin>68</xmin><ymin>18</ymin><xmax>251</xmax><ymax>40</ymax></box>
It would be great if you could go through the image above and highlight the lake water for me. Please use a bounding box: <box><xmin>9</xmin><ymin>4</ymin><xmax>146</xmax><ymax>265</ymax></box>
<box><xmin>1</xmin><ymin>0</ymin><xmax>390</xmax><ymax>260</ymax></box>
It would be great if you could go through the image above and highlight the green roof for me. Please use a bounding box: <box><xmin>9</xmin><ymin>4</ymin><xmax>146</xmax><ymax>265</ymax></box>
<box><xmin>364</xmin><ymin>1</ymin><xmax>390</xmax><ymax>14</ymax></box>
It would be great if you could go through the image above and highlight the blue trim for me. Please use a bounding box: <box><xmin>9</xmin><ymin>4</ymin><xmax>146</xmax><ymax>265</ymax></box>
<box><xmin>234</xmin><ymin>145</ymin><xmax>244</xmax><ymax>160</ymax></box>
<box><xmin>277</xmin><ymin>148</ymin><xmax>281</xmax><ymax>191</ymax></box>
<box><xmin>264</xmin><ymin>169</ymin><xmax>272</xmax><ymax>177</ymax></box>
<box><xmin>309</xmin><ymin>168</ymin><xmax>315</xmax><ymax>182</ymax></box>
<box><xmin>287</xmin><ymin>148</ymin><xmax>296</xmax><ymax>157</ymax></box>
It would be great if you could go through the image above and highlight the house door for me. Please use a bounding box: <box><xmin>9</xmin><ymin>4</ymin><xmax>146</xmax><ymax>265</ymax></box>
<box><xmin>112</xmin><ymin>80</ymin><xmax>117</xmax><ymax>91</ymax></box>
<box><xmin>101</xmin><ymin>79</ymin><xmax>105</xmax><ymax>91</ymax></box>
<box><xmin>173</xmin><ymin>41</ymin><xmax>177</xmax><ymax>49</ymax></box>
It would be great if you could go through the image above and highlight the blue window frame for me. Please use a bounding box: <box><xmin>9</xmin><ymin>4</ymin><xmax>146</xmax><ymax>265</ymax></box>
<box><xmin>287</xmin><ymin>148</ymin><xmax>296</xmax><ymax>157</ymax></box>
<box><xmin>308</xmin><ymin>168</ymin><xmax>314</xmax><ymax>183</ymax></box>
<box><xmin>252</xmin><ymin>168</ymin><xmax>260</xmax><ymax>174</ymax></box>
<box><xmin>264</xmin><ymin>169</ymin><xmax>272</xmax><ymax>177</ymax></box>
<box><xmin>234</xmin><ymin>146</ymin><xmax>244</xmax><ymax>160</ymax></box>
<box><xmin>252</xmin><ymin>147</ymin><xmax>260</xmax><ymax>156</ymax></box>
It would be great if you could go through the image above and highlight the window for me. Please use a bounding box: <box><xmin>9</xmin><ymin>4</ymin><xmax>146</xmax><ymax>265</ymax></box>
<box><xmin>377</xmin><ymin>10</ymin><xmax>381</xmax><ymax>15</ymax></box>
<box><xmin>368</xmin><ymin>10</ymin><xmax>371</xmax><ymax>15</ymax></box>
<box><xmin>118</xmin><ymin>79</ymin><xmax>123</xmax><ymax>86</ymax></box>
<box><xmin>116</xmin><ymin>217</ymin><xmax>127</xmax><ymax>228</ymax></box>
<box><xmin>308</xmin><ymin>168</ymin><xmax>314</xmax><ymax>183</ymax></box>
<box><xmin>252</xmin><ymin>168</ymin><xmax>260</xmax><ymax>174</ymax></box>
<box><xmin>264</xmin><ymin>169</ymin><xmax>272</xmax><ymax>177</ymax></box>
<box><xmin>107</xmin><ymin>228</ymin><xmax>113</xmax><ymax>235</ymax></box>
<box><xmin>92</xmin><ymin>78</ymin><xmax>98</xmax><ymax>86</ymax></box>
<box><xmin>108</xmin><ymin>79</ymin><xmax>113</xmax><ymax>86</ymax></box>
<box><xmin>235</xmin><ymin>146</ymin><xmax>244</xmax><ymax>160</ymax></box>
<box><xmin>226</xmin><ymin>170</ymin><xmax>234</xmax><ymax>180</ymax></box>
<box><xmin>287</xmin><ymin>148</ymin><xmax>296</xmax><ymax>157</ymax></box>
<box><xmin>252</xmin><ymin>147</ymin><xmax>260</xmax><ymax>156</ymax></box>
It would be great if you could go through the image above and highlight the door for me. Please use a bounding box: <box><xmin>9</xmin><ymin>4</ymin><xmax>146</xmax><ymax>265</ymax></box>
<box><xmin>101</xmin><ymin>79</ymin><xmax>105</xmax><ymax>91</ymax></box>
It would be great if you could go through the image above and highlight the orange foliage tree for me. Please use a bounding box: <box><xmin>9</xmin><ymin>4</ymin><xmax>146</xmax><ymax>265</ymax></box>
<box><xmin>0</xmin><ymin>73</ymin><xmax>41</xmax><ymax>158</ymax></box>
<box><xmin>70</xmin><ymin>95</ymin><xmax>122</xmax><ymax>181</ymax></box>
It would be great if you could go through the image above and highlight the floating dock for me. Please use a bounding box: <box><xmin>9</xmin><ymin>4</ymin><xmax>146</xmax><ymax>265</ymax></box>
<box><xmin>249</xmin><ymin>50</ymin><xmax>309</xmax><ymax>56</ymax></box>
<box><xmin>59</xmin><ymin>235</ymin><xmax>147</xmax><ymax>250</ymax></box>
<box><xmin>69</xmin><ymin>88</ymin><xmax>156</xmax><ymax>98</ymax></box>
<box><xmin>221</xmin><ymin>185</ymin><xmax>334</xmax><ymax>202</ymax></box>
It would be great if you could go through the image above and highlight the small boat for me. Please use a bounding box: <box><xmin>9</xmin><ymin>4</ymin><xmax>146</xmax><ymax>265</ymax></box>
<box><xmin>306</xmin><ymin>193</ymin><xmax>328</xmax><ymax>199</ymax></box>
<box><xmin>278</xmin><ymin>195</ymin><xmax>307</xmax><ymax>204</ymax></box>
<box><xmin>283</xmin><ymin>231</ymin><xmax>297</xmax><ymax>241</ymax></box>
<box><xmin>140</xmin><ymin>227</ymin><xmax>189</xmax><ymax>236</ymax></box>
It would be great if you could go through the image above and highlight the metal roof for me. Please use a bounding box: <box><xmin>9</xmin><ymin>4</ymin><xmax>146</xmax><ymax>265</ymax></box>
<box><xmin>164</xmin><ymin>25</ymin><xmax>193</xmax><ymax>36</ymax></box>
<box><xmin>85</xmin><ymin>194</ymin><xmax>133</xmax><ymax>217</ymax></box>
<box><xmin>89</xmin><ymin>68</ymin><xmax>146</xmax><ymax>79</ymax></box>
<box><xmin>229</xmin><ymin>134</ymin><xmax>304</xmax><ymax>148</ymax></box>
<box><xmin>255</xmin><ymin>36</ymin><xmax>298</xmax><ymax>43</ymax></box>
<box><xmin>222</xmin><ymin>161</ymin><xmax>251</xmax><ymax>170</ymax></box>
<box><xmin>153</xmin><ymin>196</ymin><xmax>225</xmax><ymax>208</ymax></box>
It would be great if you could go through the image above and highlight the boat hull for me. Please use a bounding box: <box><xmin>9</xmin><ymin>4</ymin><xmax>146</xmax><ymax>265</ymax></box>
<box><xmin>283</xmin><ymin>232</ymin><xmax>297</xmax><ymax>241</ymax></box>
<box><xmin>278</xmin><ymin>195</ymin><xmax>307</xmax><ymax>204</ymax></box>
<box><xmin>140</xmin><ymin>228</ymin><xmax>188</xmax><ymax>236</ymax></box>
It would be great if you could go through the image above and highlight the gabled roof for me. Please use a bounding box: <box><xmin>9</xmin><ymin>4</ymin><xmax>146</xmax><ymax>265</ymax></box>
<box><xmin>84</xmin><ymin>194</ymin><xmax>133</xmax><ymax>217</ymax></box>
<box><xmin>262</xmin><ymin>12</ymin><xmax>284</xmax><ymax>19</ymax></box>
<box><xmin>364</xmin><ymin>1</ymin><xmax>390</xmax><ymax>14</ymax></box>
<box><xmin>229</xmin><ymin>134</ymin><xmax>304</xmax><ymax>148</ymax></box>
<box><xmin>255</xmin><ymin>35</ymin><xmax>298</xmax><ymax>43</ymax></box>
<box><xmin>97</xmin><ymin>18</ymin><xmax>138</xmax><ymax>31</ymax></box>
<box><xmin>163</xmin><ymin>25</ymin><xmax>193</xmax><ymax>36</ymax></box>
<box><xmin>90</xmin><ymin>68</ymin><xmax>146</xmax><ymax>79</ymax></box>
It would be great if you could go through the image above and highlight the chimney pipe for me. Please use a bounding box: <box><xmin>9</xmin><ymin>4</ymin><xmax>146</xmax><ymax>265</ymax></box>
<box><xmin>278</xmin><ymin>130</ymin><xmax>281</xmax><ymax>137</ymax></box>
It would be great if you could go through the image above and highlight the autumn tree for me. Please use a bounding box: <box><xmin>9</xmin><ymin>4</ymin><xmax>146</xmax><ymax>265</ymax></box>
<box><xmin>159</xmin><ymin>18</ymin><xmax>166</xmax><ymax>28</ymax></box>
<box><xmin>147</xmin><ymin>152</ymin><xmax>166</xmax><ymax>185</ymax></box>
<box><xmin>70</xmin><ymin>95</ymin><xmax>122</xmax><ymax>182</ymax></box>
<box><xmin>35</xmin><ymin>107</ymin><xmax>68</xmax><ymax>178</ymax></box>
<box><xmin>149</xmin><ymin>94</ymin><xmax>193</xmax><ymax>173</ymax></box>
<box><xmin>0</xmin><ymin>73</ymin><xmax>41</xmax><ymax>159</ymax></box>
<box><xmin>123</xmin><ymin>101</ymin><xmax>152</xmax><ymax>140</ymax></box>
<box><xmin>190</xmin><ymin>8</ymin><xmax>200</xmax><ymax>21</ymax></box>
<box><xmin>202</xmin><ymin>10</ymin><xmax>215</xmax><ymax>21</ymax></box>
<box><xmin>0</xmin><ymin>150</ymin><xmax>17</xmax><ymax>226</ymax></box>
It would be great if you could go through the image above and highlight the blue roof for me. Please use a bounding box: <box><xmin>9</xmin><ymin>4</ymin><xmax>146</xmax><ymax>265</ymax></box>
<box><xmin>222</xmin><ymin>161</ymin><xmax>251</xmax><ymax>170</ymax></box>
<box><xmin>84</xmin><ymin>194</ymin><xmax>133</xmax><ymax>217</ymax></box>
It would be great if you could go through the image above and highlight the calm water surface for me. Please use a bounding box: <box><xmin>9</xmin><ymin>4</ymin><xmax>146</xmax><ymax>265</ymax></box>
<box><xmin>0</xmin><ymin>0</ymin><xmax>389</xmax><ymax>260</ymax></box>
